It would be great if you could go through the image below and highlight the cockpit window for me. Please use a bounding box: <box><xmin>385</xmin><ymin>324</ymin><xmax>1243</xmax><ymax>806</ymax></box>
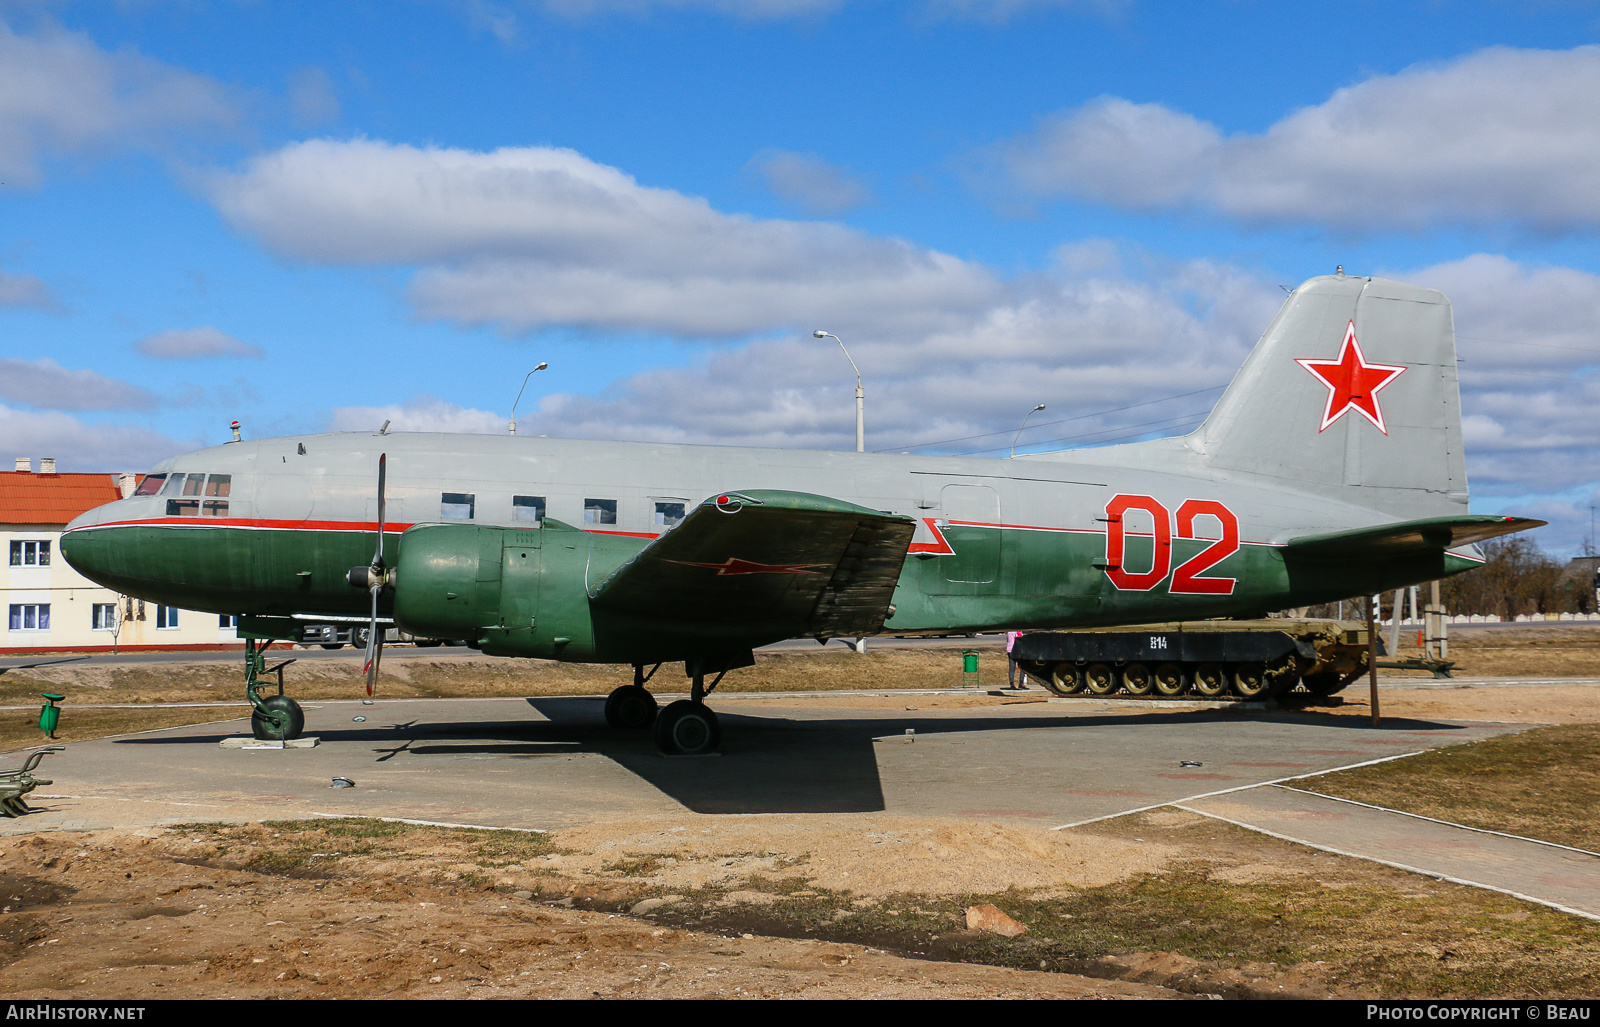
<box><xmin>160</xmin><ymin>474</ymin><xmax>188</xmax><ymax>496</ymax></box>
<box><xmin>203</xmin><ymin>474</ymin><xmax>230</xmax><ymax>516</ymax></box>
<box><xmin>182</xmin><ymin>474</ymin><xmax>205</xmax><ymax>497</ymax></box>
<box><xmin>133</xmin><ymin>474</ymin><xmax>165</xmax><ymax>497</ymax></box>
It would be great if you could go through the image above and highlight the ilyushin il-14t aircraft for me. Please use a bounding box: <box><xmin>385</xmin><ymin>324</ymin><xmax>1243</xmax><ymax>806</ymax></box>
<box><xmin>62</xmin><ymin>272</ymin><xmax>1542</xmax><ymax>755</ymax></box>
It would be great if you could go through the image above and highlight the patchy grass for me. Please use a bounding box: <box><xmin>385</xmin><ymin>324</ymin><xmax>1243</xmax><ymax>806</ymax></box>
<box><xmin>0</xmin><ymin>703</ymin><xmax>245</xmax><ymax>753</ymax></box>
<box><xmin>1299</xmin><ymin>723</ymin><xmax>1600</xmax><ymax>852</ymax></box>
<box><xmin>157</xmin><ymin>814</ymin><xmax>1600</xmax><ymax>999</ymax></box>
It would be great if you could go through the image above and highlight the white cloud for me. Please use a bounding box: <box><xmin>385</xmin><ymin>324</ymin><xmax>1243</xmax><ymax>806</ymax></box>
<box><xmin>134</xmin><ymin>326</ymin><xmax>263</xmax><ymax>360</ymax></box>
<box><xmin>1399</xmin><ymin>255</ymin><xmax>1600</xmax><ymax>498</ymax></box>
<box><xmin>329</xmin><ymin>395</ymin><xmax>504</xmax><ymax>435</ymax></box>
<box><xmin>995</xmin><ymin>46</ymin><xmax>1600</xmax><ymax>232</ymax></box>
<box><xmin>0</xmin><ymin>405</ymin><xmax>193</xmax><ymax>473</ymax></box>
<box><xmin>0</xmin><ymin>21</ymin><xmax>237</xmax><ymax>188</ymax></box>
<box><xmin>752</xmin><ymin>150</ymin><xmax>872</xmax><ymax>216</ymax></box>
<box><xmin>0</xmin><ymin>357</ymin><xmax>156</xmax><ymax>411</ymax></box>
<box><xmin>205</xmin><ymin>139</ymin><xmax>1000</xmax><ymax>337</ymax></box>
<box><xmin>0</xmin><ymin>269</ymin><xmax>59</xmax><ymax>310</ymax></box>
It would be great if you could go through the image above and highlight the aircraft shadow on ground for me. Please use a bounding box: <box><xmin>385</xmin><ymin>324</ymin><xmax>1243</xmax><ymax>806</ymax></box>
<box><xmin>106</xmin><ymin>700</ymin><xmax>1480</xmax><ymax>815</ymax></box>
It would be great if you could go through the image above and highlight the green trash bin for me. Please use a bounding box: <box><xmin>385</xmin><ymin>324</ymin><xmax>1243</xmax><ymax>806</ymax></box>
<box><xmin>39</xmin><ymin>694</ymin><xmax>64</xmax><ymax>739</ymax></box>
<box><xmin>961</xmin><ymin>650</ymin><xmax>979</xmax><ymax>688</ymax></box>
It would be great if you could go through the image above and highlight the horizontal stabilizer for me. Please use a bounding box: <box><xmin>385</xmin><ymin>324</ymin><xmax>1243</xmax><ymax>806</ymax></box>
<box><xmin>1285</xmin><ymin>515</ymin><xmax>1545</xmax><ymax>560</ymax></box>
<box><xmin>592</xmin><ymin>490</ymin><xmax>915</xmax><ymax>639</ymax></box>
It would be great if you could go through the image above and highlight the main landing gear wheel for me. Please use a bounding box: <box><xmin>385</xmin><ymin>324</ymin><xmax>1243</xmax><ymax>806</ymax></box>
<box><xmin>251</xmin><ymin>695</ymin><xmax>305</xmax><ymax>741</ymax></box>
<box><xmin>605</xmin><ymin>685</ymin><xmax>658</xmax><ymax>729</ymax></box>
<box><xmin>654</xmin><ymin>700</ymin><xmax>721</xmax><ymax>755</ymax></box>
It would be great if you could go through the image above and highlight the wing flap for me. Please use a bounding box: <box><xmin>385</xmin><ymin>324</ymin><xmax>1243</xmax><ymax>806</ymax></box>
<box><xmin>591</xmin><ymin>490</ymin><xmax>915</xmax><ymax>638</ymax></box>
<box><xmin>1285</xmin><ymin>514</ymin><xmax>1544</xmax><ymax>559</ymax></box>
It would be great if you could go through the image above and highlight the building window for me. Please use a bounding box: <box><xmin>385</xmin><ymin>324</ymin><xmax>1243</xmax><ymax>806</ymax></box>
<box><xmin>156</xmin><ymin>605</ymin><xmax>179</xmax><ymax>629</ymax></box>
<box><xmin>441</xmin><ymin>492</ymin><xmax>475</xmax><ymax>519</ymax></box>
<box><xmin>512</xmin><ymin>495</ymin><xmax>546</xmax><ymax>523</ymax></box>
<box><xmin>9</xmin><ymin>540</ymin><xmax>50</xmax><ymax>566</ymax></box>
<box><xmin>92</xmin><ymin>604</ymin><xmax>118</xmax><ymax>630</ymax></box>
<box><xmin>654</xmin><ymin>502</ymin><xmax>686</xmax><ymax>528</ymax></box>
<box><xmin>219</xmin><ymin>613</ymin><xmax>239</xmax><ymax>628</ymax></box>
<box><xmin>584</xmin><ymin>499</ymin><xmax>617</xmax><ymax>525</ymax></box>
<box><xmin>8</xmin><ymin>604</ymin><xmax>50</xmax><ymax>630</ymax></box>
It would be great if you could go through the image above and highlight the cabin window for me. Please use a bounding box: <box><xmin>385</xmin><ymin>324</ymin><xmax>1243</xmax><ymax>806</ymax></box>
<box><xmin>133</xmin><ymin>474</ymin><xmax>165</xmax><ymax>496</ymax></box>
<box><xmin>654</xmin><ymin>502</ymin><xmax>686</xmax><ymax>528</ymax></box>
<box><xmin>8</xmin><ymin>604</ymin><xmax>49</xmax><ymax>630</ymax></box>
<box><xmin>584</xmin><ymin>499</ymin><xmax>617</xmax><ymax>525</ymax></box>
<box><xmin>203</xmin><ymin>474</ymin><xmax>231</xmax><ymax>516</ymax></box>
<box><xmin>156</xmin><ymin>605</ymin><xmax>179</xmax><ymax>629</ymax></box>
<box><xmin>441</xmin><ymin>493</ymin><xmax>475</xmax><ymax>519</ymax></box>
<box><xmin>9</xmin><ymin>540</ymin><xmax>49</xmax><ymax>566</ymax></box>
<box><xmin>92</xmin><ymin>604</ymin><xmax>118</xmax><ymax>630</ymax></box>
<box><xmin>513</xmin><ymin>495</ymin><xmax>546</xmax><ymax>523</ymax></box>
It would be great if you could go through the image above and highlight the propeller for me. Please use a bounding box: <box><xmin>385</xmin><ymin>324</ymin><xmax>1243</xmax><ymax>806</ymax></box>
<box><xmin>352</xmin><ymin>453</ymin><xmax>387</xmax><ymax>697</ymax></box>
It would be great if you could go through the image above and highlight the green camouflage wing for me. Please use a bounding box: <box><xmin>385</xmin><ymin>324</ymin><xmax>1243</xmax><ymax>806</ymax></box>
<box><xmin>590</xmin><ymin>490</ymin><xmax>915</xmax><ymax>639</ymax></box>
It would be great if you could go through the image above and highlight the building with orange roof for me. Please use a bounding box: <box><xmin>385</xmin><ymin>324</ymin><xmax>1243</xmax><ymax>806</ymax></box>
<box><xmin>2</xmin><ymin>457</ymin><xmax>243</xmax><ymax>653</ymax></box>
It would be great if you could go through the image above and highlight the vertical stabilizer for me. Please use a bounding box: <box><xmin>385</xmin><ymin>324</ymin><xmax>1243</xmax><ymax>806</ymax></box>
<box><xmin>1190</xmin><ymin>273</ymin><xmax>1467</xmax><ymax>520</ymax></box>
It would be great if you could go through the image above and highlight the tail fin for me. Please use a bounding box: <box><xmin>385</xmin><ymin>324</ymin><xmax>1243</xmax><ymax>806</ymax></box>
<box><xmin>1191</xmin><ymin>273</ymin><xmax>1467</xmax><ymax>520</ymax></box>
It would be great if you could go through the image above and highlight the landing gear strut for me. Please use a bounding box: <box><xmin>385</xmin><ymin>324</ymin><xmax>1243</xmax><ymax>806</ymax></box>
<box><xmin>245</xmin><ymin>636</ymin><xmax>304</xmax><ymax>740</ymax></box>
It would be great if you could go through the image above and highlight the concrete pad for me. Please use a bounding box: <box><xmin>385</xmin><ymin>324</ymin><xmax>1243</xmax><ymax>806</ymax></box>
<box><xmin>3</xmin><ymin>693</ymin><xmax>1526</xmax><ymax>836</ymax></box>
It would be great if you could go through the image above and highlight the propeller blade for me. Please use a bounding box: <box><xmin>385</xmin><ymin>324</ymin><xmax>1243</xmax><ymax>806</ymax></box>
<box><xmin>372</xmin><ymin>453</ymin><xmax>387</xmax><ymax>571</ymax></box>
<box><xmin>362</xmin><ymin>583</ymin><xmax>382</xmax><ymax>697</ymax></box>
<box><xmin>361</xmin><ymin>453</ymin><xmax>389</xmax><ymax>698</ymax></box>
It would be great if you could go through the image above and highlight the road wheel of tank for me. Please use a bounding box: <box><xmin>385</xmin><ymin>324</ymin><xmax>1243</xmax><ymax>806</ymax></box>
<box><xmin>1084</xmin><ymin>663</ymin><xmax>1118</xmax><ymax>695</ymax></box>
<box><xmin>1192</xmin><ymin>663</ymin><xmax>1228</xmax><ymax>697</ymax></box>
<box><xmin>1121</xmin><ymin>663</ymin><xmax>1155</xmax><ymax>696</ymax></box>
<box><xmin>1153</xmin><ymin>663</ymin><xmax>1186</xmax><ymax>696</ymax></box>
<box><xmin>1047</xmin><ymin>663</ymin><xmax>1084</xmax><ymax>695</ymax></box>
<box><xmin>1231</xmin><ymin>662</ymin><xmax>1269</xmax><ymax>698</ymax></box>
<box><xmin>604</xmin><ymin>685</ymin><xmax>658</xmax><ymax>729</ymax></box>
<box><xmin>654</xmin><ymin>700</ymin><xmax>720</xmax><ymax>755</ymax></box>
<box><xmin>251</xmin><ymin>695</ymin><xmax>305</xmax><ymax>741</ymax></box>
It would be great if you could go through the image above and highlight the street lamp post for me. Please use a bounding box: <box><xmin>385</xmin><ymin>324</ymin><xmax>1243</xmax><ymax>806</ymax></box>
<box><xmin>508</xmin><ymin>362</ymin><xmax>549</xmax><ymax>435</ymax></box>
<box><xmin>813</xmin><ymin>330</ymin><xmax>863</xmax><ymax>453</ymax></box>
<box><xmin>1011</xmin><ymin>404</ymin><xmax>1046</xmax><ymax>458</ymax></box>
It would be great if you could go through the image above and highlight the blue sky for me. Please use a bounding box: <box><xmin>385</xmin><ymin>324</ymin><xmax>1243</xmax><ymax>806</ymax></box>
<box><xmin>2</xmin><ymin>0</ymin><xmax>1599</xmax><ymax>553</ymax></box>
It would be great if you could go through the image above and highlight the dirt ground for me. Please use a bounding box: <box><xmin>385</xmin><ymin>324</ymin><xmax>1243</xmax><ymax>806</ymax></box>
<box><xmin>3</xmin><ymin>627</ymin><xmax>1599</xmax><ymax>1001</ymax></box>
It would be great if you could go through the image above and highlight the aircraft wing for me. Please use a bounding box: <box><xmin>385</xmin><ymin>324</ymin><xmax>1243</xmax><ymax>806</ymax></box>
<box><xmin>590</xmin><ymin>490</ymin><xmax>916</xmax><ymax>638</ymax></box>
<box><xmin>1284</xmin><ymin>514</ymin><xmax>1546</xmax><ymax>560</ymax></box>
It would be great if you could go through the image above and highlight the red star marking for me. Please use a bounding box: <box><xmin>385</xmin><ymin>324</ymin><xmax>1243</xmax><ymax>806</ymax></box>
<box><xmin>669</xmin><ymin>557</ymin><xmax>830</xmax><ymax>576</ymax></box>
<box><xmin>1295</xmin><ymin>320</ymin><xmax>1407</xmax><ymax>435</ymax></box>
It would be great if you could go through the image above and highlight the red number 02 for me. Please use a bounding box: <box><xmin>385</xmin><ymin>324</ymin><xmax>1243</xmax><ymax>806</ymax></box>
<box><xmin>1103</xmin><ymin>496</ymin><xmax>1240</xmax><ymax>595</ymax></box>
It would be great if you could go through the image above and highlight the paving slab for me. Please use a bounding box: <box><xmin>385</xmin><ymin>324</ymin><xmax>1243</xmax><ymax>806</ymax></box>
<box><xmin>1179</xmin><ymin>785</ymin><xmax>1600</xmax><ymax>921</ymax></box>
